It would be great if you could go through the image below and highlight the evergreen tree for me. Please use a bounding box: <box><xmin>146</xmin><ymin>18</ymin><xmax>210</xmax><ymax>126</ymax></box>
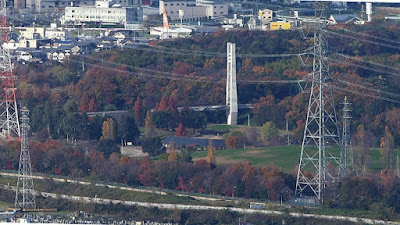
<box><xmin>119</xmin><ymin>114</ymin><xmax>140</xmax><ymax>144</ymax></box>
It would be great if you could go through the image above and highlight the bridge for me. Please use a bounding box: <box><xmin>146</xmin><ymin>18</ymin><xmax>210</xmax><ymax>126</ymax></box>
<box><xmin>178</xmin><ymin>104</ymin><xmax>253</xmax><ymax>112</ymax></box>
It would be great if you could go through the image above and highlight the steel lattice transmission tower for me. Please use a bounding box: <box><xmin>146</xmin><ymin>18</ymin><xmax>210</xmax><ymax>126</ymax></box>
<box><xmin>15</xmin><ymin>106</ymin><xmax>36</xmax><ymax>209</ymax></box>
<box><xmin>295</xmin><ymin>21</ymin><xmax>343</xmax><ymax>202</ymax></box>
<box><xmin>341</xmin><ymin>96</ymin><xmax>353</xmax><ymax>176</ymax></box>
<box><xmin>0</xmin><ymin>0</ymin><xmax>20</xmax><ymax>140</ymax></box>
<box><xmin>226</xmin><ymin>42</ymin><xmax>238</xmax><ymax>125</ymax></box>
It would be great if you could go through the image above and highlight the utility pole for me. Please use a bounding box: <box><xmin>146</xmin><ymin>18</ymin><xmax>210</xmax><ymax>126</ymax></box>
<box><xmin>286</xmin><ymin>118</ymin><xmax>290</xmax><ymax>146</ymax></box>
<box><xmin>82</xmin><ymin>55</ymin><xmax>85</xmax><ymax>72</ymax></box>
<box><xmin>15</xmin><ymin>106</ymin><xmax>36</xmax><ymax>209</ymax></box>
<box><xmin>295</xmin><ymin>20</ymin><xmax>342</xmax><ymax>203</ymax></box>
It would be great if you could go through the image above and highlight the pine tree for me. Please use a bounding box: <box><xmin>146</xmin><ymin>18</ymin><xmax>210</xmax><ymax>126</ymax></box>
<box><xmin>206</xmin><ymin>139</ymin><xmax>216</xmax><ymax>166</ymax></box>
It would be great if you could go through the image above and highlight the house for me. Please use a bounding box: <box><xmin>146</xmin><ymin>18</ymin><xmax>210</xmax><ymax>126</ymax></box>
<box><xmin>258</xmin><ymin>9</ymin><xmax>273</xmax><ymax>22</ymax></box>
<box><xmin>162</xmin><ymin>136</ymin><xmax>226</xmax><ymax>150</ymax></box>
<box><xmin>328</xmin><ymin>14</ymin><xmax>364</xmax><ymax>25</ymax></box>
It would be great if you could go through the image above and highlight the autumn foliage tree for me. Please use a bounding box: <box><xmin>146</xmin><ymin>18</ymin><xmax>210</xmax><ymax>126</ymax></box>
<box><xmin>206</xmin><ymin>139</ymin><xmax>216</xmax><ymax>166</ymax></box>
<box><xmin>101</xmin><ymin>118</ymin><xmax>117</xmax><ymax>141</ymax></box>
<box><xmin>354</xmin><ymin>125</ymin><xmax>370</xmax><ymax>176</ymax></box>
<box><xmin>380</xmin><ymin>126</ymin><xmax>394</xmax><ymax>170</ymax></box>
<box><xmin>144</xmin><ymin>111</ymin><xmax>155</xmax><ymax>139</ymax></box>
<box><xmin>175</xmin><ymin>123</ymin><xmax>186</xmax><ymax>136</ymax></box>
<box><xmin>133</xmin><ymin>96</ymin><xmax>143</xmax><ymax>125</ymax></box>
<box><xmin>260</xmin><ymin>121</ymin><xmax>278</xmax><ymax>143</ymax></box>
<box><xmin>138</xmin><ymin>157</ymin><xmax>156</xmax><ymax>186</ymax></box>
<box><xmin>168</xmin><ymin>149</ymin><xmax>181</xmax><ymax>162</ymax></box>
<box><xmin>226</xmin><ymin>136</ymin><xmax>239</xmax><ymax>149</ymax></box>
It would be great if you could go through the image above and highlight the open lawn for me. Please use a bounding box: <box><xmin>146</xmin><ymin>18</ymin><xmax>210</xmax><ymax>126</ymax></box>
<box><xmin>192</xmin><ymin>145</ymin><xmax>400</xmax><ymax>173</ymax></box>
<box><xmin>192</xmin><ymin>145</ymin><xmax>301</xmax><ymax>172</ymax></box>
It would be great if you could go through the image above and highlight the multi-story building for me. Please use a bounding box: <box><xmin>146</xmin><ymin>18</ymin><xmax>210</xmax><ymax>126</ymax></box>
<box><xmin>160</xmin><ymin>0</ymin><xmax>228</xmax><ymax>21</ymax></box>
<box><xmin>20</xmin><ymin>0</ymin><xmax>141</xmax><ymax>13</ymax></box>
<box><xmin>19</xmin><ymin>24</ymin><xmax>69</xmax><ymax>40</ymax></box>
<box><xmin>63</xmin><ymin>0</ymin><xmax>141</xmax><ymax>24</ymax></box>
<box><xmin>258</xmin><ymin>9</ymin><xmax>273</xmax><ymax>21</ymax></box>
<box><xmin>14</xmin><ymin>0</ymin><xmax>26</xmax><ymax>9</ymax></box>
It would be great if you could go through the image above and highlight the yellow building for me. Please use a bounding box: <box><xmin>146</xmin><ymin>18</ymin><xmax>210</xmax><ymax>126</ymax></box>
<box><xmin>270</xmin><ymin>21</ymin><xmax>290</xmax><ymax>30</ymax></box>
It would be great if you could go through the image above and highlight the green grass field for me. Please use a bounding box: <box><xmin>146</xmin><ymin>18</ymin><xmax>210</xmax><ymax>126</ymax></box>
<box><xmin>192</xmin><ymin>145</ymin><xmax>400</xmax><ymax>173</ymax></box>
<box><xmin>207</xmin><ymin>124</ymin><xmax>239</xmax><ymax>131</ymax></box>
<box><xmin>192</xmin><ymin>145</ymin><xmax>301</xmax><ymax>172</ymax></box>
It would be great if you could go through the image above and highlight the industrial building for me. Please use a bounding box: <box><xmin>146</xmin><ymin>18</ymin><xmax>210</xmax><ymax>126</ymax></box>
<box><xmin>159</xmin><ymin>0</ymin><xmax>228</xmax><ymax>21</ymax></box>
<box><xmin>19</xmin><ymin>0</ymin><xmax>140</xmax><ymax>13</ymax></box>
<box><xmin>63</xmin><ymin>0</ymin><xmax>141</xmax><ymax>24</ymax></box>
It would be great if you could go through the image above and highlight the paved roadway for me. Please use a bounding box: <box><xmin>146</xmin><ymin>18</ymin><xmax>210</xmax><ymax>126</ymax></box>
<box><xmin>0</xmin><ymin>171</ymin><xmax>398</xmax><ymax>224</ymax></box>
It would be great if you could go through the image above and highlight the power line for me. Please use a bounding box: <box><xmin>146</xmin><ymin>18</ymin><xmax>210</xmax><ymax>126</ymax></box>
<box><xmin>324</xmin><ymin>30</ymin><xmax>400</xmax><ymax>51</ymax></box>
<box><xmin>334</xmin><ymin>78</ymin><xmax>400</xmax><ymax>99</ymax></box>
<box><xmin>128</xmin><ymin>45</ymin><xmax>304</xmax><ymax>58</ymax></box>
<box><xmin>327</xmin><ymin>57</ymin><xmax>400</xmax><ymax>78</ymax></box>
<box><xmin>331</xmin><ymin>26</ymin><xmax>400</xmax><ymax>46</ymax></box>
<box><xmin>336</xmin><ymin>53</ymin><xmax>400</xmax><ymax>72</ymax></box>
<box><xmin>330</xmin><ymin>83</ymin><xmax>400</xmax><ymax>104</ymax></box>
<box><xmin>69</xmin><ymin>54</ymin><xmax>306</xmax><ymax>84</ymax></box>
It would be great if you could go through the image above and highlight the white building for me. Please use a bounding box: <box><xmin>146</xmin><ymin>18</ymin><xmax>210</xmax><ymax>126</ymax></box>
<box><xmin>160</xmin><ymin>0</ymin><xmax>228</xmax><ymax>21</ymax></box>
<box><xmin>20</xmin><ymin>27</ymin><xmax>45</xmax><ymax>39</ymax></box>
<box><xmin>64</xmin><ymin>0</ymin><xmax>140</xmax><ymax>24</ymax></box>
<box><xmin>19</xmin><ymin>24</ymin><xmax>69</xmax><ymax>41</ymax></box>
<box><xmin>150</xmin><ymin>26</ymin><xmax>192</xmax><ymax>39</ymax></box>
<box><xmin>23</xmin><ymin>0</ymin><xmax>141</xmax><ymax>13</ymax></box>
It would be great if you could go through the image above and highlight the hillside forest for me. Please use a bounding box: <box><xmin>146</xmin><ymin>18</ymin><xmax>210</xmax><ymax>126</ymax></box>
<box><xmin>2</xmin><ymin>25</ymin><xmax>400</xmax><ymax>218</ymax></box>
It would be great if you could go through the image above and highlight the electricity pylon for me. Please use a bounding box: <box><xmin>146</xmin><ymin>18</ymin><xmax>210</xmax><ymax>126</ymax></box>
<box><xmin>0</xmin><ymin>0</ymin><xmax>20</xmax><ymax>140</ymax></box>
<box><xmin>295</xmin><ymin>21</ymin><xmax>342</xmax><ymax>202</ymax></box>
<box><xmin>15</xmin><ymin>106</ymin><xmax>36</xmax><ymax>209</ymax></box>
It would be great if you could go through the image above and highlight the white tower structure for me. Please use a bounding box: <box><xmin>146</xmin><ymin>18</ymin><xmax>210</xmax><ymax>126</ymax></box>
<box><xmin>15</xmin><ymin>106</ymin><xmax>36</xmax><ymax>209</ymax></box>
<box><xmin>226</xmin><ymin>42</ymin><xmax>238</xmax><ymax>125</ymax></box>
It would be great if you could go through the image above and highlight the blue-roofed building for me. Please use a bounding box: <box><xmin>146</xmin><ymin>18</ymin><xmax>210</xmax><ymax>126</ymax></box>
<box><xmin>163</xmin><ymin>136</ymin><xmax>226</xmax><ymax>150</ymax></box>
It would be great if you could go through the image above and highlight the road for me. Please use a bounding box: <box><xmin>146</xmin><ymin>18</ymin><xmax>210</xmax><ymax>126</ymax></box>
<box><xmin>0</xmin><ymin>171</ymin><xmax>399</xmax><ymax>224</ymax></box>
